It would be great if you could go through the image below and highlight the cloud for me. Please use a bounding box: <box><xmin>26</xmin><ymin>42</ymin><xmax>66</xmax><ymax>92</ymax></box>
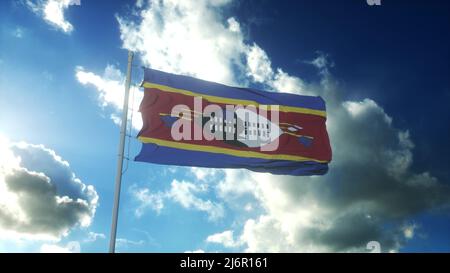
<box><xmin>130</xmin><ymin>179</ymin><xmax>225</xmax><ymax>222</ymax></box>
<box><xmin>212</xmin><ymin>53</ymin><xmax>450</xmax><ymax>252</ymax></box>
<box><xmin>77</xmin><ymin>0</ymin><xmax>248</xmax><ymax>130</ymax></box>
<box><xmin>84</xmin><ymin>231</ymin><xmax>106</xmax><ymax>243</ymax></box>
<box><xmin>305</xmin><ymin>52</ymin><xmax>334</xmax><ymax>76</ymax></box>
<box><xmin>184</xmin><ymin>249</ymin><xmax>205</xmax><ymax>253</ymax></box>
<box><xmin>245</xmin><ymin>43</ymin><xmax>274</xmax><ymax>84</ymax></box>
<box><xmin>25</xmin><ymin>0</ymin><xmax>79</xmax><ymax>33</ymax></box>
<box><xmin>402</xmin><ymin>224</ymin><xmax>418</xmax><ymax>240</ymax></box>
<box><xmin>75</xmin><ymin>65</ymin><xmax>143</xmax><ymax>130</ymax></box>
<box><xmin>190</xmin><ymin>167</ymin><xmax>222</xmax><ymax>182</ymax></box>
<box><xmin>0</xmin><ymin>135</ymin><xmax>98</xmax><ymax>241</ymax></box>
<box><xmin>216</xmin><ymin>169</ymin><xmax>255</xmax><ymax>200</ymax></box>
<box><xmin>116</xmin><ymin>0</ymin><xmax>245</xmax><ymax>85</ymax></box>
<box><xmin>115</xmin><ymin>0</ymin><xmax>449</xmax><ymax>252</ymax></box>
<box><xmin>116</xmin><ymin>238</ymin><xmax>145</xmax><ymax>248</ymax></box>
<box><xmin>206</xmin><ymin>230</ymin><xmax>241</xmax><ymax>248</ymax></box>
<box><xmin>129</xmin><ymin>185</ymin><xmax>165</xmax><ymax>217</ymax></box>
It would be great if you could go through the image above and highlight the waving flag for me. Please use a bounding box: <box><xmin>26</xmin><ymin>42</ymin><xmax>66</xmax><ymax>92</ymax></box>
<box><xmin>135</xmin><ymin>68</ymin><xmax>332</xmax><ymax>175</ymax></box>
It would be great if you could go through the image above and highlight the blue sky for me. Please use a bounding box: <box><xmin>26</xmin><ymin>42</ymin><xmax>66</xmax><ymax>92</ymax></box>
<box><xmin>0</xmin><ymin>0</ymin><xmax>449</xmax><ymax>253</ymax></box>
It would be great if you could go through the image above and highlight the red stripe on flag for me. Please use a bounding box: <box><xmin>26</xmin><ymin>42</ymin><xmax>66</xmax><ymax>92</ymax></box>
<box><xmin>138</xmin><ymin>88</ymin><xmax>332</xmax><ymax>162</ymax></box>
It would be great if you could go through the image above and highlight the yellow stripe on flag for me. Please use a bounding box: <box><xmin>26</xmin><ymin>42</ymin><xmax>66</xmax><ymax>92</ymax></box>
<box><xmin>138</xmin><ymin>136</ymin><xmax>328</xmax><ymax>163</ymax></box>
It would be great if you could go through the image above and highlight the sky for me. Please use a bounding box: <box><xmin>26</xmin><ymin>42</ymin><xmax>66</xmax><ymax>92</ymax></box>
<box><xmin>0</xmin><ymin>0</ymin><xmax>449</xmax><ymax>253</ymax></box>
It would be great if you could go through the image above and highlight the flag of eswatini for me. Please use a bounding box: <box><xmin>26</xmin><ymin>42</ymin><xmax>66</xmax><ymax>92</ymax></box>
<box><xmin>135</xmin><ymin>68</ymin><xmax>332</xmax><ymax>176</ymax></box>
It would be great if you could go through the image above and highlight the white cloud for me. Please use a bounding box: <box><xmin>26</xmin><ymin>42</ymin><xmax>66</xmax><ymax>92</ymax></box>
<box><xmin>245</xmin><ymin>43</ymin><xmax>274</xmax><ymax>83</ymax></box>
<box><xmin>184</xmin><ymin>249</ymin><xmax>205</xmax><ymax>253</ymax></box>
<box><xmin>77</xmin><ymin>0</ymin><xmax>251</xmax><ymax>131</ymax></box>
<box><xmin>402</xmin><ymin>224</ymin><xmax>418</xmax><ymax>240</ymax></box>
<box><xmin>0</xmin><ymin>135</ymin><xmax>98</xmax><ymax>241</ymax></box>
<box><xmin>116</xmin><ymin>0</ymin><xmax>245</xmax><ymax>85</ymax></box>
<box><xmin>84</xmin><ymin>231</ymin><xmax>106</xmax><ymax>243</ymax></box>
<box><xmin>130</xmin><ymin>167</ymin><xmax>226</xmax><ymax>222</ymax></box>
<box><xmin>245</xmin><ymin>43</ymin><xmax>311</xmax><ymax>95</ymax></box>
<box><xmin>190</xmin><ymin>167</ymin><xmax>222</xmax><ymax>182</ymax></box>
<box><xmin>240</xmin><ymin>215</ymin><xmax>306</xmax><ymax>252</ymax></box>
<box><xmin>168</xmin><ymin>180</ymin><xmax>224</xmax><ymax>221</ymax></box>
<box><xmin>75</xmin><ymin>65</ymin><xmax>143</xmax><ymax>130</ymax></box>
<box><xmin>244</xmin><ymin>203</ymin><xmax>254</xmax><ymax>212</ymax></box>
<box><xmin>135</xmin><ymin>0</ymin><xmax>145</xmax><ymax>9</ymax></box>
<box><xmin>116</xmin><ymin>238</ymin><xmax>145</xmax><ymax>248</ymax></box>
<box><xmin>216</xmin><ymin>169</ymin><xmax>255</xmax><ymax>200</ymax></box>
<box><xmin>112</xmin><ymin>0</ymin><xmax>450</xmax><ymax>252</ymax></box>
<box><xmin>130</xmin><ymin>179</ymin><xmax>225</xmax><ymax>222</ymax></box>
<box><xmin>206</xmin><ymin>230</ymin><xmax>241</xmax><ymax>248</ymax></box>
<box><xmin>40</xmin><ymin>244</ymin><xmax>71</xmax><ymax>253</ymax></box>
<box><xmin>40</xmin><ymin>241</ymin><xmax>81</xmax><ymax>253</ymax></box>
<box><xmin>343</xmin><ymin>99</ymin><xmax>392</xmax><ymax>125</ymax></box>
<box><xmin>13</xmin><ymin>27</ymin><xmax>24</xmax><ymax>38</ymax></box>
<box><xmin>26</xmin><ymin>0</ymin><xmax>79</xmax><ymax>33</ymax></box>
<box><xmin>213</xmin><ymin>56</ymin><xmax>450</xmax><ymax>252</ymax></box>
<box><xmin>129</xmin><ymin>185</ymin><xmax>165</xmax><ymax>217</ymax></box>
<box><xmin>306</xmin><ymin>52</ymin><xmax>334</xmax><ymax>76</ymax></box>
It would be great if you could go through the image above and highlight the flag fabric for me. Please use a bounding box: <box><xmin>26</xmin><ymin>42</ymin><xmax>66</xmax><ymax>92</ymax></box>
<box><xmin>135</xmin><ymin>68</ymin><xmax>332</xmax><ymax>176</ymax></box>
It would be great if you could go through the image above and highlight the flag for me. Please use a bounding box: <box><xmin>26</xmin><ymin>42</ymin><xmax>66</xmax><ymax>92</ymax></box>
<box><xmin>135</xmin><ymin>68</ymin><xmax>332</xmax><ymax>176</ymax></box>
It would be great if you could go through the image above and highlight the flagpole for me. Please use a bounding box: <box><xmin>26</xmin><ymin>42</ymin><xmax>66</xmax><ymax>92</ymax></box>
<box><xmin>109</xmin><ymin>51</ymin><xmax>134</xmax><ymax>253</ymax></box>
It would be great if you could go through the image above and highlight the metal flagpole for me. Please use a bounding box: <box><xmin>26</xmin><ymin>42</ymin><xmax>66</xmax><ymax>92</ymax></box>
<box><xmin>109</xmin><ymin>51</ymin><xmax>134</xmax><ymax>253</ymax></box>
